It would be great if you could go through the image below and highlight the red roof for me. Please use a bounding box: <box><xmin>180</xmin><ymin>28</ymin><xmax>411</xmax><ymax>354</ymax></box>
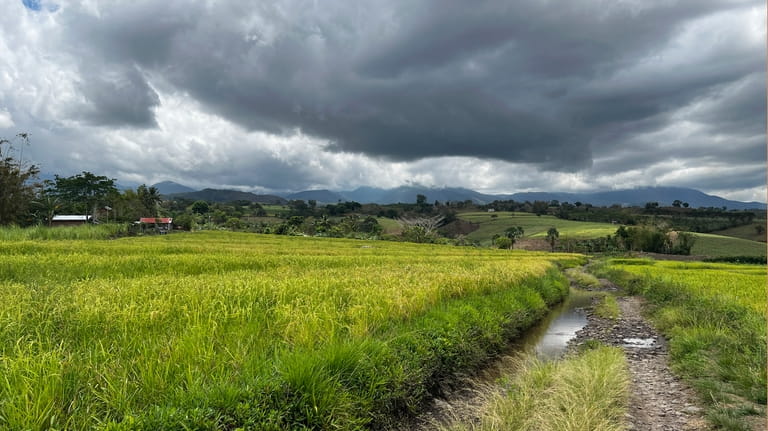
<box><xmin>139</xmin><ymin>218</ymin><xmax>173</xmax><ymax>223</ymax></box>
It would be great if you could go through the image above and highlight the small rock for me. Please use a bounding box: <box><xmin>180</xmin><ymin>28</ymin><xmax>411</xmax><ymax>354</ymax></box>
<box><xmin>682</xmin><ymin>406</ymin><xmax>702</xmax><ymax>415</ymax></box>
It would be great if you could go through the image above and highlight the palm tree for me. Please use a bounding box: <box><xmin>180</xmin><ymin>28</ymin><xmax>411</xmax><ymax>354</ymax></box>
<box><xmin>33</xmin><ymin>195</ymin><xmax>62</xmax><ymax>226</ymax></box>
<box><xmin>546</xmin><ymin>227</ymin><xmax>560</xmax><ymax>252</ymax></box>
<box><xmin>137</xmin><ymin>184</ymin><xmax>162</xmax><ymax>217</ymax></box>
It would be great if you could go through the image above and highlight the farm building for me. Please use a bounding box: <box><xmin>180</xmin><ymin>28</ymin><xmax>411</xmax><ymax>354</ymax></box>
<box><xmin>138</xmin><ymin>217</ymin><xmax>173</xmax><ymax>233</ymax></box>
<box><xmin>51</xmin><ymin>215</ymin><xmax>92</xmax><ymax>227</ymax></box>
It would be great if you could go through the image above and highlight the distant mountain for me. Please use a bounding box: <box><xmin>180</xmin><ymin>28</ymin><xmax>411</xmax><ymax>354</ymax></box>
<box><xmin>169</xmin><ymin>188</ymin><xmax>287</xmax><ymax>205</ymax></box>
<box><xmin>282</xmin><ymin>185</ymin><xmax>765</xmax><ymax>210</ymax></box>
<box><xmin>152</xmin><ymin>181</ymin><xmax>195</xmax><ymax>195</ymax></box>
<box><xmin>341</xmin><ymin>186</ymin><xmax>493</xmax><ymax>204</ymax></box>
<box><xmin>286</xmin><ymin>189</ymin><xmax>345</xmax><ymax>203</ymax></box>
<box><xmin>506</xmin><ymin>187</ymin><xmax>766</xmax><ymax>210</ymax></box>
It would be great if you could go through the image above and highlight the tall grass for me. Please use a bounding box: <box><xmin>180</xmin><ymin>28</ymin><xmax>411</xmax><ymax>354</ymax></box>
<box><xmin>0</xmin><ymin>231</ymin><xmax>582</xmax><ymax>429</ymax></box>
<box><xmin>456</xmin><ymin>345</ymin><xmax>629</xmax><ymax>431</ymax></box>
<box><xmin>592</xmin><ymin>259</ymin><xmax>766</xmax><ymax>429</ymax></box>
<box><xmin>0</xmin><ymin>223</ymin><xmax>127</xmax><ymax>241</ymax></box>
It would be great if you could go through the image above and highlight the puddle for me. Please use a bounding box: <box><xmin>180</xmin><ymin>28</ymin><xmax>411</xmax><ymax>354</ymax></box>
<box><xmin>468</xmin><ymin>288</ymin><xmax>600</xmax><ymax>384</ymax></box>
<box><xmin>622</xmin><ymin>337</ymin><xmax>656</xmax><ymax>348</ymax></box>
<box><xmin>519</xmin><ymin>288</ymin><xmax>598</xmax><ymax>360</ymax></box>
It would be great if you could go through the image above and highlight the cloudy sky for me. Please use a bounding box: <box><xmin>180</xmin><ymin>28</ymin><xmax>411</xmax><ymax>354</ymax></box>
<box><xmin>1</xmin><ymin>0</ymin><xmax>765</xmax><ymax>200</ymax></box>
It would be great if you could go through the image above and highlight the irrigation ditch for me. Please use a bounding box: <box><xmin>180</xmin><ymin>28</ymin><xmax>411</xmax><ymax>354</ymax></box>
<box><xmin>402</xmin><ymin>270</ymin><xmax>712</xmax><ymax>431</ymax></box>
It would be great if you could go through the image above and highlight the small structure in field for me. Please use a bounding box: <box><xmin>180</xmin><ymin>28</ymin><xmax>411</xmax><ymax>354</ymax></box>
<box><xmin>138</xmin><ymin>217</ymin><xmax>173</xmax><ymax>234</ymax></box>
<box><xmin>51</xmin><ymin>215</ymin><xmax>92</xmax><ymax>227</ymax></box>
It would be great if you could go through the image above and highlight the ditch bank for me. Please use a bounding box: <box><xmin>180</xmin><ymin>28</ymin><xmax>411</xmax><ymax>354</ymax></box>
<box><xmin>406</xmin><ymin>287</ymin><xmax>601</xmax><ymax>429</ymax></box>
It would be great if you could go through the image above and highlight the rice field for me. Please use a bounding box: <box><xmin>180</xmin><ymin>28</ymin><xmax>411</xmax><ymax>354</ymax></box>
<box><xmin>0</xmin><ymin>231</ymin><xmax>582</xmax><ymax>430</ymax></box>
<box><xmin>594</xmin><ymin>259</ymin><xmax>766</xmax><ymax>428</ymax></box>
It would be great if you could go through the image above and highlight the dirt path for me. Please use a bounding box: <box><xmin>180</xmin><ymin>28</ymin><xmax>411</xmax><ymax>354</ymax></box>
<box><xmin>572</xmin><ymin>293</ymin><xmax>709</xmax><ymax>430</ymax></box>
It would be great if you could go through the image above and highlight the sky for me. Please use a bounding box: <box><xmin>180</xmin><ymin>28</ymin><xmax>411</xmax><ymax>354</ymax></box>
<box><xmin>1</xmin><ymin>0</ymin><xmax>765</xmax><ymax>201</ymax></box>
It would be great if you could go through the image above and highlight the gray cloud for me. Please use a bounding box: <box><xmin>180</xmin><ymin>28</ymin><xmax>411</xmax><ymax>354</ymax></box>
<box><xmin>76</xmin><ymin>65</ymin><xmax>160</xmax><ymax>128</ymax></box>
<box><xmin>1</xmin><ymin>0</ymin><xmax>764</xmax><ymax>199</ymax></box>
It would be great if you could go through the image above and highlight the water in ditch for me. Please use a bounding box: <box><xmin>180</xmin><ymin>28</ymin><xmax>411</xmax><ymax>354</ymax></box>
<box><xmin>409</xmin><ymin>287</ymin><xmax>603</xmax><ymax>429</ymax></box>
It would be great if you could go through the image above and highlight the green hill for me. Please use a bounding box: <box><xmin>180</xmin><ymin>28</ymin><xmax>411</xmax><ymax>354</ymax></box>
<box><xmin>692</xmin><ymin>233</ymin><xmax>766</xmax><ymax>257</ymax></box>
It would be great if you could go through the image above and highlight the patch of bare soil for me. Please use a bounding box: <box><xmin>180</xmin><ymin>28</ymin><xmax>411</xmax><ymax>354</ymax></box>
<box><xmin>571</xmin><ymin>293</ymin><xmax>710</xmax><ymax>430</ymax></box>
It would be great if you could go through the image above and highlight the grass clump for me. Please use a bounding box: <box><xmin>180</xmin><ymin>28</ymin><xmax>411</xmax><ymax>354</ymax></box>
<box><xmin>594</xmin><ymin>294</ymin><xmax>620</xmax><ymax>320</ymax></box>
<box><xmin>565</xmin><ymin>267</ymin><xmax>601</xmax><ymax>289</ymax></box>
<box><xmin>457</xmin><ymin>345</ymin><xmax>629</xmax><ymax>431</ymax></box>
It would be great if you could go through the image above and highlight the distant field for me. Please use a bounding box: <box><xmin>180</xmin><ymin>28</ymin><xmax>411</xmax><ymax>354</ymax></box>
<box><xmin>376</xmin><ymin>216</ymin><xmax>402</xmax><ymax>234</ymax></box>
<box><xmin>710</xmin><ymin>223</ymin><xmax>767</xmax><ymax>243</ymax></box>
<box><xmin>459</xmin><ymin>212</ymin><xmax>617</xmax><ymax>245</ymax></box>
<box><xmin>261</xmin><ymin>204</ymin><xmax>290</xmax><ymax>216</ymax></box>
<box><xmin>692</xmin><ymin>233</ymin><xmax>766</xmax><ymax>257</ymax></box>
<box><xmin>0</xmin><ymin>231</ymin><xmax>581</xmax><ymax>430</ymax></box>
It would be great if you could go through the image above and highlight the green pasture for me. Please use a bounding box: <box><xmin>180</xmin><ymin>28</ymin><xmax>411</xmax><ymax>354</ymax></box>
<box><xmin>710</xmin><ymin>223</ymin><xmax>766</xmax><ymax>243</ymax></box>
<box><xmin>458</xmin><ymin>211</ymin><xmax>617</xmax><ymax>245</ymax></box>
<box><xmin>692</xmin><ymin>233</ymin><xmax>766</xmax><ymax>257</ymax></box>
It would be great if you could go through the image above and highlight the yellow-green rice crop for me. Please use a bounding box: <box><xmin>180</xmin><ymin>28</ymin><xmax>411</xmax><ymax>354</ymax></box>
<box><xmin>594</xmin><ymin>259</ymin><xmax>766</xmax><ymax>429</ymax></box>
<box><xmin>0</xmin><ymin>231</ymin><xmax>582</xmax><ymax>430</ymax></box>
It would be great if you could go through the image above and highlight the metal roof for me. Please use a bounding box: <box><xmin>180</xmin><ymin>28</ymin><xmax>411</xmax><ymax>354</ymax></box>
<box><xmin>139</xmin><ymin>218</ymin><xmax>173</xmax><ymax>223</ymax></box>
<box><xmin>52</xmin><ymin>215</ymin><xmax>92</xmax><ymax>221</ymax></box>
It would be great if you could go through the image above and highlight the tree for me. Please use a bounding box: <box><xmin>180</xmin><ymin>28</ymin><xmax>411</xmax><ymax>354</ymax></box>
<box><xmin>546</xmin><ymin>227</ymin><xmax>560</xmax><ymax>252</ymax></box>
<box><xmin>191</xmin><ymin>200</ymin><xmax>210</xmax><ymax>215</ymax></box>
<box><xmin>33</xmin><ymin>195</ymin><xmax>62</xmax><ymax>226</ymax></box>
<box><xmin>532</xmin><ymin>200</ymin><xmax>548</xmax><ymax>216</ymax></box>
<box><xmin>0</xmin><ymin>134</ymin><xmax>40</xmax><ymax>225</ymax></box>
<box><xmin>494</xmin><ymin>236</ymin><xmax>512</xmax><ymax>249</ymax></box>
<box><xmin>49</xmin><ymin>171</ymin><xmax>118</xmax><ymax>218</ymax></box>
<box><xmin>504</xmin><ymin>226</ymin><xmax>524</xmax><ymax>249</ymax></box>
<box><xmin>755</xmin><ymin>224</ymin><xmax>765</xmax><ymax>236</ymax></box>
<box><xmin>137</xmin><ymin>184</ymin><xmax>162</xmax><ymax>217</ymax></box>
<box><xmin>672</xmin><ymin>199</ymin><xmax>683</xmax><ymax>208</ymax></box>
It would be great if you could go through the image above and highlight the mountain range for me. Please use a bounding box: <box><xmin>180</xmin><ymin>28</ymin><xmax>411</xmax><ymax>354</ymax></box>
<box><xmin>152</xmin><ymin>181</ymin><xmax>766</xmax><ymax>210</ymax></box>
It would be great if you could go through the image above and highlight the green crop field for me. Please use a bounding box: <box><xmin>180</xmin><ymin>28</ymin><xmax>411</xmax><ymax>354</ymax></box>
<box><xmin>458</xmin><ymin>212</ymin><xmax>618</xmax><ymax>245</ymax></box>
<box><xmin>692</xmin><ymin>232</ymin><xmax>766</xmax><ymax>257</ymax></box>
<box><xmin>0</xmin><ymin>231</ymin><xmax>582</xmax><ymax>430</ymax></box>
<box><xmin>594</xmin><ymin>259</ymin><xmax>766</xmax><ymax>428</ymax></box>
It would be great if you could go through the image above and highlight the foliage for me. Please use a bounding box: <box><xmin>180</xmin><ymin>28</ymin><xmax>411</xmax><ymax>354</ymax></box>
<box><xmin>546</xmin><ymin>227</ymin><xmax>559</xmax><ymax>251</ymax></box>
<box><xmin>0</xmin><ymin>232</ymin><xmax>582</xmax><ymax>429</ymax></box>
<box><xmin>136</xmin><ymin>184</ymin><xmax>162</xmax><ymax>217</ymax></box>
<box><xmin>0</xmin><ymin>223</ymin><xmax>127</xmax><ymax>240</ymax></box>
<box><xmin>47</xmin><ymin>171</ymin><xmax>118</xmax><ymax>217</ymax></box>
<box><xmin>494</xmin><ymin>236</ymin><xmax>512</xmax><ymax>249</ymax></box>
<box><xmin>0</xmin><ymin>134</ymin><xmax>40</xmax><ymax>226</ymax></box>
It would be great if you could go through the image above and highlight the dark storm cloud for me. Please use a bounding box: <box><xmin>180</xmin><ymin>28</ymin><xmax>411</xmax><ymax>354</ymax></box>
<box><xmin>77</xmin><ymin>65</ymin><xmax>160</xmax><ymax>128</ymax></box>
<box><xmin>13</xmin><ymin>0</ymin><xmax>765</xmax><ymax>193</ymax></box>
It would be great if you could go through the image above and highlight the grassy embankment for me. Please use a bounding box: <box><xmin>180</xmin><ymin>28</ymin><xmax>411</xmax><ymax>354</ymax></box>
<box><xmin>0</xmin><ymin>230</ymin><xmax>582</xmax><ymax>430</ymax></box>
<box><xmin>591</xmin><ymin>259</ymin><xmax>766</xmax><ymax>430</ymax></box>
<box><xmin>453</xmin><ymin>346</ymin><xmax>629</xmax><ymax>431</ymax></box>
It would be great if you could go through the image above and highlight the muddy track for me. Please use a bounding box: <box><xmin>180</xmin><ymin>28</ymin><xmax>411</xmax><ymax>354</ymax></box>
<box><xmin>571</xmin><ymin>289</ymin><xmax>709</xmax><ymax>430</ymax></box>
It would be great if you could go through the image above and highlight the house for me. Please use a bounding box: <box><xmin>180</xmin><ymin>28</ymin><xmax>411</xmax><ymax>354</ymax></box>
<box><xmin>138</xmin><ymin>217</ymin><xmax>173</xmax><ymax>234</ymax></box>
<box><xmin>51</xmin><ymin>215</ymin><xmax>92</xmax><ymax>227</ymax></box>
